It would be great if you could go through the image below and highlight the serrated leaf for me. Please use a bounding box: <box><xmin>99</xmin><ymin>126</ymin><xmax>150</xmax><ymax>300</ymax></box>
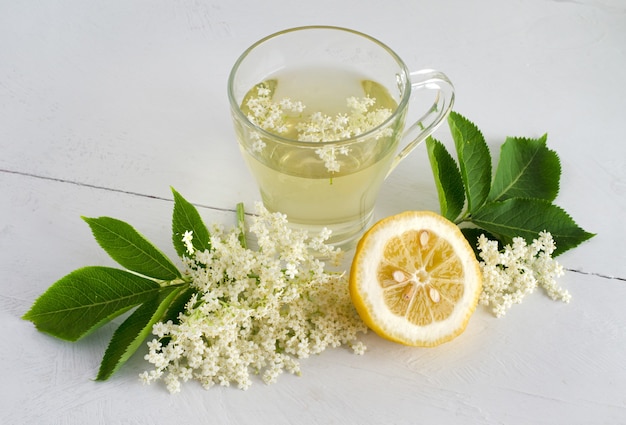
<box><xmin>22</xmin><ymin>267</ymin><xmax>162</xmax><ymax>341</ymax></box>
<box><xmin>471</xmin><ymin>198</ymin><xmax>595</xmax><ymax>256</ymax></box>
<box><xmin>83</xmin><ymin>216</ymin><xmax>181</xmax><ymax>281</ymax></box>
<box><xmin>448</xmin><ymin>111</ymin><xmax>492</xmax><ymax>213</ymax></box>
<box><xmin>171</xmin><ymin>188</ymin><xmax>211</xmax><ymax>258</ymax></box>
<box><xmin>426</xmin><ymin>137</ymin><xmax>465</xmax><ymax>221</ymax></box>
<box><xmin>488</xmin><ymin>134</ymin><xmax>560</xmax><ymax>202</ymax></box>
<box><xmin>96</xmin><ymin>285</ymin><xmax>185</xmax><ymax>381</ymax></box>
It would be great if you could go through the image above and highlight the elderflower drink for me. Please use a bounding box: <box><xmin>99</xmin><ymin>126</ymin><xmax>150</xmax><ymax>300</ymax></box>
<box><xmin>235</xmin><ymin>67</ymin><xmax>401</xmax><ymax>248</ymax></box>
<box><xmin>228</xmin><ymin>26</ymin><xmax>455</xmax><ymax>249</ymax></box>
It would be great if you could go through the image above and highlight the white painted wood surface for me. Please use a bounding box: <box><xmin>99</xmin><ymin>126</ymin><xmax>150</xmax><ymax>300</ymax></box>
<box><xmin>2</xmin><ymin>1</ymin><xmax>625</xmax><ymax>423</ymax></box>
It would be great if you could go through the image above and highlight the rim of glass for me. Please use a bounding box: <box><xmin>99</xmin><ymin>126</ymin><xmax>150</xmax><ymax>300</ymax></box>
<box><xmin>227</xmin><ymin>25</ymin><xmax>411</xmax><ymax>147</ymax></box>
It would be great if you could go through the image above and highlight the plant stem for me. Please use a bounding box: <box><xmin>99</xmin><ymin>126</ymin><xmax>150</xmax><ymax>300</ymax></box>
<box><xmin>454</xmin><ymin>211</ymin><xmax>472</xmax><ymax>226</ymax></box>
<box><xmin>236</xmin><ymin>202</ymin><xmax>247</xmax><ymax>249</ymax></box>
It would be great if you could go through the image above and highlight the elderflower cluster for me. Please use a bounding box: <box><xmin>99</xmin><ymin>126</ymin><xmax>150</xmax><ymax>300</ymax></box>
<box><xmin>246</xmin><ymin>85</ymin><xmax>305</xmax><ymax>137</ymax></box>
<box><xmin>140</xmin><ymin>204</ymin><xmax>367</xmax><ymax>393</ymax></box>
<box><xmin>477</xmin><ymin>231</ymin><xmax>570</xmax><ymax>318</ymax></box>
<box><xmin>245</xmin><ymin>83</ymin><xmax>393</xmax><ymax>172</ymax></box>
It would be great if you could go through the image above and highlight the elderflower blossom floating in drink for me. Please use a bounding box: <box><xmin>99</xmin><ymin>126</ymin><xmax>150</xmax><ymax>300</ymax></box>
<box><xmin>140</xmin><ymin>203</ymin><xmax>367</xmax><ymax>393</ymax></box>
<box><xmin>477</xmin><ymin>231</ymin><xmax>570</xmax><ymax>318</ymax></box>
<box><xmin>243</xmin><ymin>81</ymin><xmax>393</xmax><ymax>173</ymax></box>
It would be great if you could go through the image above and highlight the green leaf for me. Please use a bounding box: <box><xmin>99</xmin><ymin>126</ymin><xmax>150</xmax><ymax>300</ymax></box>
<box><xmin>22</xmin><ymin>267</ymin><xmax>162</xmax><ymax>341</ymax></box>
<box><xmin>471</xmin><ymin>198</ymin><xmax>595</xmax><ymax>256</ymax></box>
<box><xmin>426</xmin><ymin>137</ymin><xmax>465</xmax><ymax>222</ymax></box>
<box><xmin>83</xmin><ymin>216</ymin><xmax>181</xmax><ymax>281</ymax></box>
<box><xmin>448</xmin><ymin>111</ymin><xmax>492</xmax><ymax>213</ymax></box>
<box><xmin>488</xmin><ymin>135</ymin><xmax>560</xmax><ymax>202</ymax></box>
<box><xmin>160</xmin><ymin>286</ymin><xmax>196</xmax><ymax>325</ymax></box>
<box><xmin>171</xmin><ymin>188</ymin><xmax>211</xmax><ymax>258</ymax></box>
<box><xmin>96</xmin><ymin>285</ymin><xmax>185</xmax><ymax>381</ymax></box>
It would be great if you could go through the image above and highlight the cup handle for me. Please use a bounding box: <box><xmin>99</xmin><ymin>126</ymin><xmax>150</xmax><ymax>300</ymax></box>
<box><xmin>386</xmin><ymin>69</ymin><xmax>455</xmax><ymax>177</ymax></box>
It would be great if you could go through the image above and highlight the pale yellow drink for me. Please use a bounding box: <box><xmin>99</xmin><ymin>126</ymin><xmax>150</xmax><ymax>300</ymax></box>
<box><xmin>236</xmin><ymin>67</ymin><xmax>402</xmax><ymax>248</ymax></box>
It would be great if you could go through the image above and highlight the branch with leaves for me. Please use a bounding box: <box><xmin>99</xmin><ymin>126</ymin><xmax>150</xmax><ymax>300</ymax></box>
<box><xmin>23</xmin><ymin>190</ymin><xmax>364</xmax><ymax>388</ymax></box>
<box><xmin>23</xmin><ymin>188</ymin><xmax>207</xmax><ymax>380</ymax></box>
<box><xmin>426</xmin><ymin>111</ymin><xmax>594</xmax><ymax>256</ymax></box>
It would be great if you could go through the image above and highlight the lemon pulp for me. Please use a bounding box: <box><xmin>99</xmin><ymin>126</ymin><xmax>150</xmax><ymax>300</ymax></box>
<box><xmin>349</xmin><ymin>211</ymin><xmax>482</xmax><ymax>347</ymax></box>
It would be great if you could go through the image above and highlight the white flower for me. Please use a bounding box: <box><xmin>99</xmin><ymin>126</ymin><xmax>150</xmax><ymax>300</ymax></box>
<box><xmin>140</xmin><ymin>204</ymin><xmax>366</xmax><ymax>392</ymax></box>
<box><xmin>245</xmin><ymin>84</ymin><xmax>290</xmax><ymax>136</ymax></box>
<box><xmin>182</xmin><ymin>230</ymin><xmax>195</xmax><ymax>255</ymax></box>
<box><xmin>314</xmin><ymin>146</ymin><xmax>347</xmax><ymax>173</ymax></box>
<box><xmin>244</xmin><ymin>84</ymin><xmax>393</xmax><ymax>173</ymax></box>
<box><xmin>257</xmin><ymin>86</ymin><xmax>271</xmax><ymax>97</ymax></box>
<box><xmin>477</xmin><ymin>232</ymin><xmax>570</xmax><ymax>318</ymax></box>
<box><xmin>249</xmin><ymin>132</ymin><xmax>266</xmax><ymax>153</ymax></box>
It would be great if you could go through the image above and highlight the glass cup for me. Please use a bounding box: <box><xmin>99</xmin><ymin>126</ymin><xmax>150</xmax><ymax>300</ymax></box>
<box><xmin>228</xmin><ymin>26</ymin><xmax>454</xmax><ymax>250</ymax></box>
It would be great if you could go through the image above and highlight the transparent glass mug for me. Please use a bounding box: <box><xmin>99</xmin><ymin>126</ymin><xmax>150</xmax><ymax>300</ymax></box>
<box><xmin>228</xmin><ymin>26</ymin><xmax>454</xmax><ymax>250</ymax></box>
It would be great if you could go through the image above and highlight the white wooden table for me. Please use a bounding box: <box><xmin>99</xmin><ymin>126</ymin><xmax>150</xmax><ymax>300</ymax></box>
<box><xmin>2</xmin><ymin>1</ymin><xmax>625</xmax><ymax>424</ymax></box>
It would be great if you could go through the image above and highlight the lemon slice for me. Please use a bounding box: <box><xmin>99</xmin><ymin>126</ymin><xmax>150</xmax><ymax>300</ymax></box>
<box><xmin>349</xmin><ymin>211</ymin><xmax>482</xmax><ymax>347</ymax></box>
